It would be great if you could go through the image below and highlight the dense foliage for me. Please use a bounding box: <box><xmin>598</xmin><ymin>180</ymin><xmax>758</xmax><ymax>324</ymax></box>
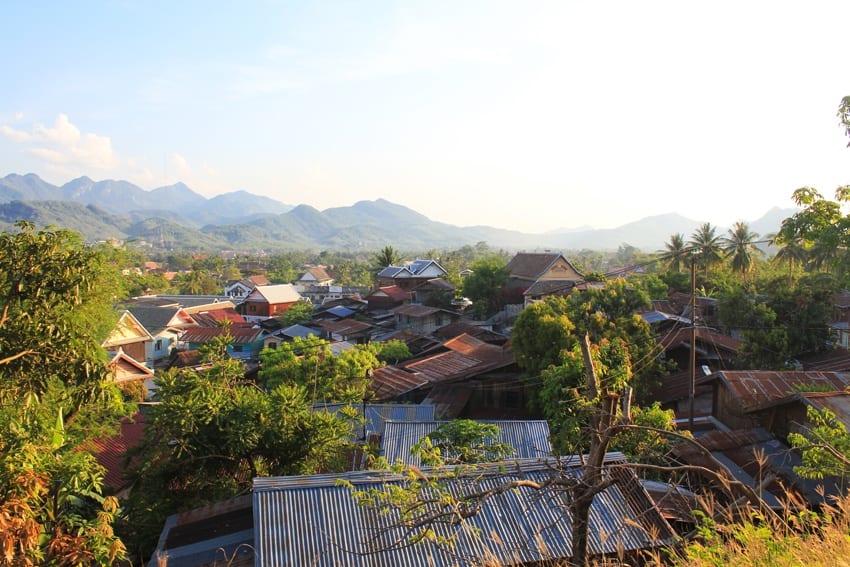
<box><xmin>0</xmin><ymin>222</ymin><xmax>129</xmax><ymax>565</ymax></box>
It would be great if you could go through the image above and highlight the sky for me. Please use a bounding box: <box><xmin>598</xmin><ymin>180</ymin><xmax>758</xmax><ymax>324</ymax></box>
<box><xmin>1</xmin><ymin>1</ymin><xmax>849</xmax><ymax>234</ymax></box>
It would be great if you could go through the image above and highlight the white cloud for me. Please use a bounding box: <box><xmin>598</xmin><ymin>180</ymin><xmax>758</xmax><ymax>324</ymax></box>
<box><xmin>2</xmin><ymin>114</ymin><xmax>117</xmax><ymax>171</ymax></box>
<box><xmin>170</xmin><ymin>153</ymin><xmax>192</xmax><ymax>177</ymax></box>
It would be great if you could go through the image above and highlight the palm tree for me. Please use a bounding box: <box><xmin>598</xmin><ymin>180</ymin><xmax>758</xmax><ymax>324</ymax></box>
<box><xmin>372</xmin><ymin>245</ymin><xmax>402</xmax><ymax>276</ymax></box>
<box><xmin>688</xmin><ymin>223</ymin><xmax>723</xmax><ymax>278</ymax></box>
<box><xmin>721</xmin><ymin>221</ymin><xmax>761</xmax><ymax>279</ymax></box>
<box><xmin>658</xmin><ymin>233</ymin><xmax>689</xmax><ymax>272</ymax></box>
<box><xmin>771</xmin><ymin>237</ymin><xmax>808</xmax><ymax>286</ymax></box>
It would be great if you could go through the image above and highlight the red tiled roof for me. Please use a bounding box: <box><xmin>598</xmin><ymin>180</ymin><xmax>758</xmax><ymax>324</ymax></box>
<box><xmin>191</xmin><ymin>308</ymin><xmax>248</xmax><ymax>328</ymax></box>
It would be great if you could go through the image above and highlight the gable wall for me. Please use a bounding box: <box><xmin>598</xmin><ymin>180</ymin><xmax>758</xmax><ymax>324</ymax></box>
<box><xmin>538</xmin><ymin>257</ymin><xmax>582</xmax><ymax>281</ymax></box>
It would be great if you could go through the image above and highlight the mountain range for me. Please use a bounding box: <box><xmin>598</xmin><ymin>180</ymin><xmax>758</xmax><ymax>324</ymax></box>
<box><xmin>0</xmin><ymin>173</ymin><xmax>795</xmax><ymax>253</ymax></box>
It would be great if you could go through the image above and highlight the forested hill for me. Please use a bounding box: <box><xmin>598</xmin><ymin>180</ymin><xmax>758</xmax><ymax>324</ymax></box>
<box><xmin>0</xmin><ymin>173</ymin><xmax>793</xmax><ymax>253</ymax></box>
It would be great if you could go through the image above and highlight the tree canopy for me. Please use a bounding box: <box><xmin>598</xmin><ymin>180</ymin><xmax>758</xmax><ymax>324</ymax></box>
<box><xmin>0</xmin><ymin>221</ymin><xmax>129</xmax><ymax>565</ymax></box>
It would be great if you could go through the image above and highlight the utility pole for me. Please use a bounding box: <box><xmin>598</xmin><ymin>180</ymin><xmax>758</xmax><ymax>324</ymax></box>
<box><xmin>689</xmin><ymin>253</ymin><xmax>697</xmax><ymax>431</ymax></box>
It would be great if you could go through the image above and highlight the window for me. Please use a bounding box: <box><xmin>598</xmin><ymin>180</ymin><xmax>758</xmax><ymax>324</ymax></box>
<box><xmin>155</xmin><ymin>339</ymin><xmax>163</xmax><ymax>351</ymax></box>
<box><xmin>233</xmin><ymin>345</ymin><xmax>244</xmax><ymax>353</ymax></box>
<box><xmin>249</xmin><ymin>304</ymin><xmax>256</xmax><ymax>313</ymax></box>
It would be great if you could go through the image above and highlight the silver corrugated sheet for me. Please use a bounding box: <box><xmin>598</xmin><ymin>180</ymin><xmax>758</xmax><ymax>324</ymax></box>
<box><xmin>253</xmin><ymin>454</ymin><xmax>675</xmax><ymax>566</ymax></box>
<box><xmin>380</xmin><ymin>420</ymin><xmax>552</xmax><ymax>467</ymax></box>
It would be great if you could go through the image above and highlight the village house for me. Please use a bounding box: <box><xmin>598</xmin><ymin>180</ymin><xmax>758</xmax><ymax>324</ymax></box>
<box><xmin>370</xmin><ymin>333</ymin><xmax>520</xmax><ymax>419</ymax></box>
<box><xmin>365</xmin><ymin>284</ymin><xmax>411</xmax><ymax>311</ymax></box>
<box><xmin>223</xmin><ymin>274</ymin><xmax>271</xmax><ymax>299</ymax></box>
<box><xmin>180</xmin><ymin>326</ymin><xmax>267</xmax><ymax>361</ymax></box>
<box><xmin>101</xmin><ymin>310</ymin><xmax>153</xmax><ymax>367</ymax></box>
<box><xmin>504</xmin><ymin>252</ymin><xmax>586</xmax><ymax>306</ymax></box>
<box><xmin>127</xmin><ymin>305</ymin><xmax>197</xmax><ymax>367</ymax></box>
<box><xmin>698</xmin><ymin>370</ymin><xmax>850</xmax><ymax>433</ymax></box>
<box><xmin>391</xmin><ymin>304</ymin><xmax>460</xmax><ymax>334</ymax></box>
<box><xmin>376</xmin><ymin>258</ymin><xmax>449</xmax><ymax>292</ymax></box>
<box><xmin>238</xmin><ymin>284</ymin><xmax>302</xmax><ymax>321</ymax></box>
<box><xmin>294</xmin><ymin>265</ymin><xmax>333</xmax><ymax>287</ymax></box>
<box><xmin>149</xmin><ymin>453</ymin><xmax>676</xmax><ymax>567</ymax></box>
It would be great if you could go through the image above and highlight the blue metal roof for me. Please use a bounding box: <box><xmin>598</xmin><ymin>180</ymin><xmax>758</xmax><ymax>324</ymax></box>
<box><xmin>381</xmin><ymin>420</ymin><xmax>552</xmax><ymax>467</ymax></box>
<box><xmin>252</xmin><ymin>454</ymin><xmax>675</xmax><ymax>566</ymax></box>
<box><xmin>326</xmin><ymin>305</ymin><xmax>356</xmax><ymax>318</ymax></box>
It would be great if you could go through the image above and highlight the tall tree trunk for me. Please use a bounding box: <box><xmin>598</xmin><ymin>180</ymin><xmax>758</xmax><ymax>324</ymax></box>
<box><xmin>570</xmin><ymin>334</ymin><xmax>619</xmax><ymax>567</ymax></box>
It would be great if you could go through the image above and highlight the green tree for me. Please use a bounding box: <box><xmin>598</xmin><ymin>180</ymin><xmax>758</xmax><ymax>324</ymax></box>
<box><xmin>718</xmin><ymin>290</ymin><xmax>790</xmax><ymax>369</ymax></box>
<box><xmin>279</xmin><ymin>300</ymin><xmax>314</xmax><ymax>326</ymax></box>
<box><xmin>659</xmin><ymin>233</ymin><xmax>690</xmax><ymax>272</ymax></box>
<box><xmin>511</xmin><ymin>297</ymin><xmax>576</xmax><ymax>380</ymax></box>
<box><xmin>513</xmin><ymin>280</ymin><xmax>672</xmax><ymax>409</ymax></box>
<box><xmin>259</xmin><ymin>337</ymin><xmax>380</xmax><ymax>403</ymax></box>
<box><xmin>763</xmin><ymin>273</ymin><xmax>838</xmax><ymax>357</ymax></box>
<box><xmin>121</xmin><ymin>362</ymin><xmax>354</xmax><ymax>558</ymax></box>
<box><xmin>373</xmin><ymin>245</ymin><xmax>402</xmax><ymax>274</ymax></box>
<box><xmin>374</xmin><ymin>339</ymin><xmax>412</xmax><ymax>365</ymax></box>
<box><xmin>412</xmin><ymin>420</ymin><xmax>514</xmax><ymax>466</ymax></box>
<box><xmin>722</xmin><ymin>221</ymin><xmax>761</xmax><ymax>280</ymax></box>
<box><xmin>771</xmin><ymin>236</ymin><xmax>808</xmax><ymax>285</ymax></box>
<box><xmin>689</xmin><ymin>222</ymin><xmax>724</xmax><ymax>278</ymax></box>
<box><xmin>176</xmin><ymin>268</ymin><xmax>219</xmax><ymax>295</ymax></box>
<box><xmin>789</xmin><ymin>407</ymin><xmax>850</xmax><ymax>480</ymax></box>
<box><xmin>0</xmin><ymin>221</ymin><xmax>129</xmax><ymax>564</ymax></box>
<box><xmin>840</xmin><ymin>95</ymin><xmax>850</xmax><ymax>145</ymax></box>
<box><xmin>461</xmin><ymin>256</ymin><xmax>509</xmax><ymax>318</ymax></box>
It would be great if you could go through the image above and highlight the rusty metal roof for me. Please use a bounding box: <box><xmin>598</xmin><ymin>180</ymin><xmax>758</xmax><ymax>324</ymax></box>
<box><xmin>390</xmin><ymin>304</ymin><xmax>446</xmax><ymax>317</ymax></box>
<box><xmin>252</xmin><ymin>454</ymin><xmax>675</xmax><ymax>567</ymax></box>
<box><xmin>420</xmin><ymin>384</ymin><xmax>474</xmax><ymax>419</ymax></box>
<box><xmin>706</xmin><ymin>370</ymin><xmax>850</xmax><ymax>411</ymax></box>
<box><xmin>370</xmin><ymin>366</ymin><xmax>429</xmax><ymax>399</ymax></box>
<box><xmin>800</xmin><ymin>392</ymin><xmax>850</xmax><ymax>431</ymax></box>
<box><xmin>380</xmin><ymin>420</ymin><xmax>552</xmax><ymax>467</ymax></box>
<box><xmin>799</xmin><ymin>348</ymin><xmax>850</xmax><ymax>372</ymax></box>
<box><xmin>181</xmin><ymin>326</ymin><xmax>264</xmax><ymax>345</ymax></box>
<box><xmin>658</xmin><ymin>326</ymin><xmax>742</xmax><ymax>353</ymax></box>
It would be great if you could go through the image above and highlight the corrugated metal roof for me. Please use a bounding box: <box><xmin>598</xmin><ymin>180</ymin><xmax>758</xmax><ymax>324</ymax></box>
<box><xmin>377</xmin><ymin>266</ymin><xmax>412</xmax><ymax>278</ymax></box>
<box><xmin>390</xmin><ymin>304</ymin><xmax>444</xmax><ymax>317</ymax></box>
<box><xmin>151</xmin><ymin>495</ymin><xmax>255</xmax><ymax>566</ymax></box>
<box><xmin>247</xmin><ymin>284</ymin><xmax>302</xmax><ymax>304</ymax></box>
<box><xmin>370</xmin><ymin>366</ymin><xmax>429</xmax><ymax>399</ymax></box>
<box><xmin>658</xmin><ymin>327</ymin><xmax>742</xmax><ymax>352</ymax></box>
<box><xmin>314</xmin><ymin>404</ymin><xmax>436</xmax><ymax>438</ymax></box>
<box><xmin>380</xmin><ymin>420</ymin><xmax>552</xmax><ymax>467</ymax></box>
<box><xmin>799</xmin><ymin>348</ymin><xmax>850</xmax><ymax>372</ymax></box>
<box><xmin>802</xmin><ymin>392</ymin><xmax>850</xmax><ymax>431</ymax></box>
<box><xmin>253</xmin><ymin>454</ymin><xmax>674</xmax><ymax>567</ymax></box>
<box><xmin>708</xmin><ymin>370</ymin><xmax>850</xmax><ymax>411</ymax></box>
<box><xmin>421</xmin><ymin>384</ymin><xmax>473</xmax><ymax>419</ymax></box>
<box><xmin>181</xmin><ymin>326</ymin><xmax>264</xmax><ymax>344</ymax></box>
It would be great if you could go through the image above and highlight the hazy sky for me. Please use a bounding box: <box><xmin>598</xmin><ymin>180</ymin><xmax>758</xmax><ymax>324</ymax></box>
<box><xmin>2</xmin><ymin>1</ymin><xmax>848</xmax><ymax>233</ymax></box>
